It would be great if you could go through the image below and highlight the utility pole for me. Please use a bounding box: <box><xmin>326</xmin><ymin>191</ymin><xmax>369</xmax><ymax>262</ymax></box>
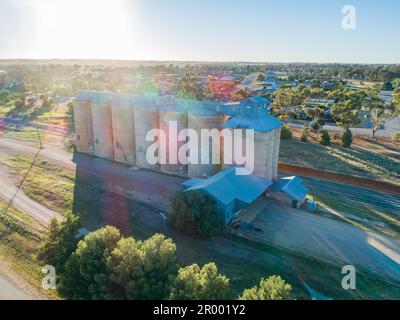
<box><xmin>36</xmin><ymin>127</ymin><xmax>43</xmax><ymax>149</ymax></box>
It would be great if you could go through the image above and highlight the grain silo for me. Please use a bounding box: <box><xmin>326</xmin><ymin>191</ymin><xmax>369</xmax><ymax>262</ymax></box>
<box><xmin>224</xmin><ymin>107</ymin><xmax>283</xmax><ymax>181</ymax></box>
<box><xmin>134</xmin><ymin>97</ymin><xmax>160</xmax><ymax>169</ymax></box>
<box><xmin>187</xmin><ymin>107</ymin><xmax>224</xmax><ymax>178</ymax></box>
<box><xmin>73</xmin><ymin>90</ymin><xmax>94</xmax><ymax>153</ymax></box>
<box><xmin>111</xmin><ymin>94</ymin><xmax>136</xmax><ymax>165</ymax></box>
<box><xmin>159</xmin><ymin>105</ymin><xmax>188</xmax><ymax>174</ymax></box>
<box><xmin>91</xmin><ymin>91</ymin><xmax>114</xmax><ymax>159</ymax></box>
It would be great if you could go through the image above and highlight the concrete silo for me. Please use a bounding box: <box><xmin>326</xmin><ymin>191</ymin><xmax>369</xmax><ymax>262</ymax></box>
<box><xmin>134</xmin><ymin>98</ymin><xmax>160</xmax><ymax>169</ymax></box>
<box><xmin>224</xmin><ymin>108</ymin><xmax>283</xmax><ymax>181</ymax></box>
<box><xmin>91</xmin><ymin>91</ymin><xmax>114</xmax><ymax>159</ymax></box>
<box><xmin>187</xmin><ymin>107</ymin><xmax>224</xmax><ymax>178</ymax></box>
<box><xmin>159</xmin><ymin>105</ymin><xmax>188</xmax><ymax>174</ymax></box>
<box><xmin>111</xmin><ymin>94</ymin><xmax>136</xmax><ymax>165</ymax></box>
<box><xmin>73</xmin><ymin>90</ymin><xmax>94</xmax><ymax>153</ymax></box>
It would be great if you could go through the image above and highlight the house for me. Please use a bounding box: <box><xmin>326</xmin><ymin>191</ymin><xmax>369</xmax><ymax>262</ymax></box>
<box><xmin>182</xmin><ymin>167</ymin><xmax>272</xmax><ymax>224</ymax></box>
<box><xmin>269</xmin><ymin>176</ymin><xmax>309</xmax><ymax>208</ymax></box>
<box><xmin>241</xmin><ymin>96</ymin><xmax>270</xmax><ymax>112</ymax></box>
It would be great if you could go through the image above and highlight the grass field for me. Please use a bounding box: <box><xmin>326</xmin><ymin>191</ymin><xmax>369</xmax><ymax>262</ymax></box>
<box><xmin>2</xmin><ymin>154</ymin><xmax>399</xmax><ymax>299</ymax></box>
<box><xmin>280</xmin><ymin>138</ymin><xmax>400</xmax><ymax>186</ymax></box>
<box><xmin>1</xmin><ymin>155</ymin><xmax>75</xmax><ymax>215</ymax></box>
<box><xmin>0</xmin><ymin>199</ymin><xmax>57</xmax><ymax>299</ymax></box>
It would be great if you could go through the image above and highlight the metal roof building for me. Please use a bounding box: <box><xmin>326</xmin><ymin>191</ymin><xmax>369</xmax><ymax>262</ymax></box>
<box><xmin>270</xmin><ymin>176</ymin><xmax>309</xmax><ymax>208</ymax></box>
<box><xmin>183</xmin><ymin>167</ymin><xmax>272</xmax><ymax>224</ymax></box>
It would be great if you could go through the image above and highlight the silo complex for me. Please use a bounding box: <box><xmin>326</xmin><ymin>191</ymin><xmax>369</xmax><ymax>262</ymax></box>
<box><xmin>159</xmin><ymin>105</ymin><xmax>188</xmax><ymax>174</ymax></box>
<box><xmin>73</xmin><ymin>90</ymin><xmax>93</xmax><ymax>153</ymax></box>
<box><xmin>134</xmin><ymin>98</ymin><xmax>160</xmax><ymax>169</ymax></box>
<box><xmin>91</xmin><ymin>91</ymin><xmax>114</xmax><ymax>159</ymax></box>
<box><xmin>73</xmin><ymin>90</ymin><xmax>283</xmax><ymax>181</ymax></box>
<box><xmin>111</xmin><ymin>94</ymin><xmax>136</xmax><ymax>165</ymax></box>
<box><xmin>188</xmin><ymin>108</ymin><xmax>224</xmax><ymax>178</ymax></box>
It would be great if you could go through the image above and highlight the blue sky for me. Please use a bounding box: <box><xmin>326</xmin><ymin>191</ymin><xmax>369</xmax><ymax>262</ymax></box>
<box><xmin>0</xmin><ymin>0</ymin><xmax>399</xmax><ymax>63</ymax></box>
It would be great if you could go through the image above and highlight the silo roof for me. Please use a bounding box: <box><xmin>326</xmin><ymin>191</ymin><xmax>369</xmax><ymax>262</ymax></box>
<box><xmin>224</xmin><ymin>113</ymin><xmax>283</xmax><ymax>132</ymax></box>
<box><xmin>111</xmin><ymin>93</ymin><xmax>133</xmax><ymax>107</ymax></box>
<box><xmin>133</xmin><ymin>96</ymin><xmax>158</xmax><ymax>109</ymax></box>
<box><xmin>159</xmin><ymin>104</ymin><xmax>183</xmax><ymax>112</ymax></box>
<box><xmin>91</xmin><ymin>91</ymin><xmax>112</xmax><ymax>104</ymax></box>
<box><xmin>188</xmin><ymin>107</ymin><xmax>221</xmax><ymax>116</ymax></box>
<box><xmin>75</xmin><ymin>90</ymin><xmax>92</xmax><ymax>101</ymax></box>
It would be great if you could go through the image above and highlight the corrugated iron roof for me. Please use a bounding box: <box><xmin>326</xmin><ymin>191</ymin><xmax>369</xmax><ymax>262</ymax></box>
<box><xmin>183</xmin><ymin>167</ymin><xmax>272</xmax><ymax>206</ymax></box>
<box><xmin>224</xmin><ymin>112</ymin><xmax>283</xmax><ymax>132</ymax></box>
<box><xmin>271</xmin><ymin>176</ymin><xmax>309</xmax><ymax>201</ymax></box>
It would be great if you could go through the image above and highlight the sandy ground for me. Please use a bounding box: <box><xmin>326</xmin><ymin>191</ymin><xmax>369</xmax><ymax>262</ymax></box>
<box><xmin>0</xmin><ymin>260</ymin><xmax>45</xmax><ymax>300</ymax></box>
<box><xmin>238</xmin><ymin>200</ymin><xmax>400</xmax><ymax>282</ymax></box>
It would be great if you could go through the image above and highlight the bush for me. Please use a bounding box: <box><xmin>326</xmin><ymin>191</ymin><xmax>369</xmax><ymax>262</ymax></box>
<box><xmin>280</xmin><ymin>125</ymin><xmax>292</xmax><ymax>140</ymax></box>
<box><xmin>239</xmin><ymin>276</ymin><xmax>291</xmax><ymax>300</ymax></box>
<box><xmin>318</xmin><ymin>130</ymin><xmax>331</xmax><ymax>146</ymax></box>
<box><xmin>37</xmin><ymin>214</ymin><xmax>80</xmax><ymax>273</ymax></box>
<box><xmin>392</xmin><ymin>131</ymin><xmax>400</xmax><ymax>142</ymax></box>
<box><xmin>310</xmin><ymin>120</ymin><xmax>321</xmax><ymax>133</ymax></box>
<box><xmin>342</xmin><ymin>129</ymin><xmax>353</xmax><ymax>148</ymax></box>
<box><xmin>169</xmin><ymin>263</ymin><xmax>230</xmax><ymax>300</ymax></box>
<box><xmin>300</xmin><ymin>125</ymin><xmax>309</xmax><ymax>142</ymax></box>
<box><xmin>170</xmin><ymin>191</ymin><xmax>223</xmax><ymax>237</ymax></box>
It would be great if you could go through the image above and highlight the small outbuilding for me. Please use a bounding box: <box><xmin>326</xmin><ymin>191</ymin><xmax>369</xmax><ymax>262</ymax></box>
<box><xmin>269</xmin><ymin>176</ymin><xmax>309</xmax><ymax>208</ymax></box>
<box><xmin>182</xmin><ymin>167</ymin><xmax>272</xmax><ymax>224</ymax></box>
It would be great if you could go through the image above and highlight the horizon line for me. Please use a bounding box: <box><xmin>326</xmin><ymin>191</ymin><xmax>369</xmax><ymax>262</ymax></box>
<box><xmin>0</xmin><ymin>58</ymin><xmax>399</xmax><ymax>66</ymax></box>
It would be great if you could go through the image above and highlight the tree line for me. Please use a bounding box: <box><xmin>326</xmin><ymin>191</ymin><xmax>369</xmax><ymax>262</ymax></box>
<box><xmin>37</xmin><ymin>215</ymin><xmax>291</xmax><ymax>300</ymax></box>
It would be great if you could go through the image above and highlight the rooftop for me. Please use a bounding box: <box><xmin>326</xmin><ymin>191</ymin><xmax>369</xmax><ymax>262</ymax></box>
<box><xmin>271</xmin><ymin>176</ymin><xmax>309</xmax><ymax>201</ymax></box>
<box><xmin>183</xmin><ymin>167</ymin><xmax>272</xmax><ymax>206</ymax></box>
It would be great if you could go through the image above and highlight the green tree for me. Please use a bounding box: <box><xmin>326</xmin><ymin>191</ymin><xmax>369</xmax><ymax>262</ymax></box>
<box><xmin>364</xmin><ymin>94</ymin><xmax>399</xmax><ymax>138</ymax></box>
<box><xmin>37</xmin><ymin>214</ymin><xmax>80</xmax><ymax>273</ymax></box>
<box><xmin>107</xmin><ymin>234</ymin><xmax>177</xmax><ymax>300</ymax></box>
<box><xmin>256</xmin><ymin>73</ymin><xmax>265</xmax><ymax>82</ymax></box>
<box><xmin>381</xmin><ymin>81</ymin><xmax>393</xmax><ymax>91</ymax></box>
<box><xmin>341</xmin><ymin>129</ymin><xmax>353</xmax><ymax>148</ymax></box>
<box><xmin>59</xmin><ymin>226</ymin><xmax>122</xmax><ymax>300</ymax></box>
<box><xmin>239</xmin><ymin>276</ymin><xmax>291</xmax><ymax>300</ymax></box>
<box><xmin>177</xmin><ymin>72</ymin><xmax>204</xmax><ymax>100</ymax></box>
<box><xmin>332</xmin><ymin>91</ymin><xmax>365</xmax><ymax>129</ymax></box>
<box><xmin>300</xmin><ymin>124</ymin><xmax>309</xmax><ymax>142</ymax></box>
<box><xmin>231</xmin><ymin>88</ymin><xmax>252</xmax><ymax>102</ymax></box>
<box><xmin>280</xmin><ymin>125</ymin><xmax>292</xmax><ymax>140</ymax></box>
<box><xmin>170</xmin><ymin>191</ymin><xmax>223</xmax><ymax>237</ymax></box>
<box><xmin>318</xmin><ymin>130</ymin><xmax>331</xmax><ymax>146</ymax></box>
<box><xmin>169</xmin><ymin>263</ymin><xmax>230</xmax><ymax>300</ymax></box>
<box><xmin>305</xmin><ymin>107</ymin><xmax>325</xmax><ymax>133</ymax></box>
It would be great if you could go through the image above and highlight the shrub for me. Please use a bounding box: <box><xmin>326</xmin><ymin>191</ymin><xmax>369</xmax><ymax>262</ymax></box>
<box><xmin>169</xmin><ymin>263</ymin><xmax>230</xmax><ymax>300</ymax></box>
<box><xmin>318</xmin><ymin>130</ymin><xmax>331</xmax><ymax>146</ymax></box>
<box><xmin>239</xmin><ymin>276</ymin><xmax>291</xmax><ymax>300</ymax></box>
<box><xmin>280</xmin><ymin>125</ymin><xmax>292</xmax><ymax>140</ymax></box>
<box><xmin>300</xmin><ymin>125</ymin><xmax>309</xmax><ymax>143</ymax></box>
<box><xmin>392</xmin><ymin>131</ymin><xmax>400</xmax><ymax>142</ymax></box>
<box><xmin>170</xmin><ymin>191</ymin><xmax>223</xmax><ymax>237</ymax></box>
<box><xmin>310</xmin><ymin>120</ymin><xmax>321</xmax><ymax>133</ymax></box>
<box><xmin>342</xmin><ymin>129</ymin><xmax>353</xmax><ymax>148</ymax></box>
<box><xmin>37</xmin><ymin>214</ymin><xmax>80</xmax><ymax>273</ymax></box>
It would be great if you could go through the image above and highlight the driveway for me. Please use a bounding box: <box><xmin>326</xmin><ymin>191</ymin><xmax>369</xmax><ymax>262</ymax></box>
<box><xmin>0</xmin><ymin>165</ymin><xmax>63</xmax><ymax>225</ymax></box>
<box><xmin>238</xmin><ymin>200</ymin><xmax>400</xmax><ymax>282</ymax></box>
<box><xmin>0</xmin><ymin>275</ymin><xmax>32</xmax><ymax>300</ymax></box>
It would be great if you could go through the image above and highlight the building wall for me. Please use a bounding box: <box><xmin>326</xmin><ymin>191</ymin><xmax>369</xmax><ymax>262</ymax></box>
<box><xmin>111</xmin><ymin>101</ymin><xmax>136</xmax><ymax>165</ymax></box>
<box><xmin>73</xmin><ymin>99</ymin><xmax>94</xmax><ymax>153</ymax></box>
<box><xmin>92</xmin><ymin>101</ymin><xmax>114</xmax><ymax>159</ymax></box>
